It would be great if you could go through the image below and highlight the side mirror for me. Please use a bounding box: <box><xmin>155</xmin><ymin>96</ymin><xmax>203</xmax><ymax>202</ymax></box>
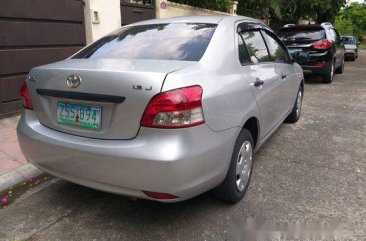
<box><xmin>292</xmin><ymin>51</ymin><xmax>309</xmax><ymax>64</ymax></box>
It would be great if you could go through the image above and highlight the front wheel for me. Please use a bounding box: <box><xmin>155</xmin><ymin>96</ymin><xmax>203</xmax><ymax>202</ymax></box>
<box><xmin>212</xmin><ymin>129</ymin><xmax>254</xmax><ymax>203</ymax></box>
<box><xmin>285</xmin><ymin>86</ymin><xmax>303</xmax><ymax>123</ymax></box>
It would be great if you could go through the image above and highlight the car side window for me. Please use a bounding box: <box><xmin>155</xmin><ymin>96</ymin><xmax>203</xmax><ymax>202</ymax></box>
<box><xmin>262</xmin><ymin>31</ymin><xmax>290</xmax><ymax>63</ymax></box>
<box><xmin>238</xmin><ymin>34</ymin><xmax>251</xmax><ymax>65</ymax></box>
<box><xmin>240</xmin><ymin>30</ymin><xmax>270</xmax><ymax>64</ymax></box>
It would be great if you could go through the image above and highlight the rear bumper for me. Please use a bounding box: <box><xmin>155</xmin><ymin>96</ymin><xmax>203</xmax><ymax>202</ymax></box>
<box><xmin>345</xmin><ymin>50</ymin><xmax>356</xmax><ymax>58</ymax></box>
<box><xmin>345</xmin><ymin>49</ymin><xmax>356</xmax><ymax>54</ymax></box>
<box><xmin>17</xmin><ymin>110</ymin><xmax>237</xmax><ymax>202</ymax></box>
<box><xmin>301</xmin><ymin>61</ymin><xmax>332</xmax><ymax>75</ymax></box>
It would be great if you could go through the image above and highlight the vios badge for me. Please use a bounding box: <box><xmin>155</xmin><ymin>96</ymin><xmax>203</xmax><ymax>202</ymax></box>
<box><xmin>67</xmin><ymin>75</ymin><xmax>82</xmax><ymax>88</ymax></box>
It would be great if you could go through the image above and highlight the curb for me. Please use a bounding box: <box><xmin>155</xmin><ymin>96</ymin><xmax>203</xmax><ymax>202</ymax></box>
<box><xmin>0</xmin><ymin>164</ymin><xmax>43</xmax><ymax>193</ymax></box>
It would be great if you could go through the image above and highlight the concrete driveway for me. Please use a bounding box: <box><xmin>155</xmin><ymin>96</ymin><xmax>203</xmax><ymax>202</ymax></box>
<box><xmin>1</xmin><ymin>51</ymin><xmax>365</xmax><ymax>241</ymax></box>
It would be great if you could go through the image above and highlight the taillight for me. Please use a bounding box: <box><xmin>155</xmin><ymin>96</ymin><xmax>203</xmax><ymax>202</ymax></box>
<box><xmin>312</xmin><ymin>41</ymin><xmax>333</xmax><ymax>49</ymax></box>
<box><xmin>141</xmin><ymin>85</ymin><xmax>204</xmax><ymax>128</ymax></box>
<box><xmin>314</xmin><ymin>62</ymin><xmax>325</xmax><ymax>68</ymax></box>
<box><xmin>20</xmin><ymin>82</ymin><xmax>33</xmax><ymax>110</ymax></box>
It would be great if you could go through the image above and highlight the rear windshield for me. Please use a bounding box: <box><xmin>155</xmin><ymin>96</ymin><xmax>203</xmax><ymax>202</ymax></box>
<box><xmin>72</xmin><ymin>23</ymin><xmax>217</xmax><ymax>61</ymax></box>
<box><xmin>341</xmin><ymin>36</ymin><xmax>356</xmax><ymax>44</ymax></box>
<box><xmin>279</xmin><ymin>28</ymin><xmax>325</xmax><ymax>41</ymax></box>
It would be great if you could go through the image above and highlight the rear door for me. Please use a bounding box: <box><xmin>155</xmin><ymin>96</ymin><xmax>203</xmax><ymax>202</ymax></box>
<box><xmin>261</xmin><ymin>30</ymin><xmax>299</xmax><ymax>114</ymax></box>
<box><xmin>238</xmin><ymin>29</ymin><xmax>283</xmax><ymax>137</ymax></box>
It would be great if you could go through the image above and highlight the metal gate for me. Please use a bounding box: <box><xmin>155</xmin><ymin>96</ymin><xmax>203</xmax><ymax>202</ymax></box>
<box><xmin>120</xmin><ymin>0</ymin><xmax>156</xmax><ymax>26</ymax></box>
<box><xmin>0</xmin><ymin>0</ymin><xmax>86</xmax><ymax>117</ymax></box>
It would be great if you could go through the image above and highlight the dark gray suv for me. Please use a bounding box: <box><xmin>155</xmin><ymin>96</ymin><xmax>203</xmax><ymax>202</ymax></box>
<box><xmin>279</xmin><ymin>22</ymin><xmax>345</xmax><ymax>83</ymax></box>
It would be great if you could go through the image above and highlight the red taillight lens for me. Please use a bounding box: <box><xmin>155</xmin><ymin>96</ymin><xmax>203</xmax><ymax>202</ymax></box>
<box><xmin>20</xmin><ymin>82</ymin><xmax>33</xmax><ymax>110</ymax></box>
<box><xmin>141</xmin><ymin>85</ymin><xmax>204</xmax><ymax>128</ymax></box>
<box><xmin>142</xmin><ymin>190</ymin><xmax>178</xmax><ymax>200</ymax></box>
<box><xmin>314</xmin><ymin>62</ymin><xmax>325</xmax><ymax>68</ymax></box>
<box><xmin>312</xmin><ymin>41</ymin><xmax>333</xmax><ymax>49</ymax></box>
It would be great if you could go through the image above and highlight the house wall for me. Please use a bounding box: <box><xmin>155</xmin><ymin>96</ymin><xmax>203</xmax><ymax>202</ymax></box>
<box><xmin>83</xmin><ymin>0</ymin><xmax>121</xmax><ymax>44</ymax></box>
<box><xmin>84</xmin><ymin>0</ymin><xmax>238</xmax><ymax>43</ymax></box>
<box><xmin>156</xmin><ymin>1</ymin><xmax>237</xmax><ymax>19</ymax></box>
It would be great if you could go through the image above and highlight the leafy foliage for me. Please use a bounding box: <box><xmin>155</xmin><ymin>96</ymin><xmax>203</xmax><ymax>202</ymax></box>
<box><xmin>315</xmin><ymin>0</ymin><xmax>347</xmax><ymax>23</ymax></box>
<box><xmin>168</xmin><ymin>0</ymin><xmax>232</xmax><ymax>12</ymax></box>
<box><xmin>236</xmin><ymin>0</ymin><xmax>346</xmax><ymax>24</ymax></box>
<box><xmin>334</xmin><ymin>2</ymin><xmax>366</xmax><ymax>40</ymax></box>
<box><xmin>236</xmin><ymin>0</ymin><xmax>297</xmax><ymax>20</ymax></box>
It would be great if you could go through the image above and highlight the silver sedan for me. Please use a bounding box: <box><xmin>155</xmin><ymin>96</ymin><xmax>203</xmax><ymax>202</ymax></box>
<box><xmin>17</xmin><ymin>15</ymin><xmax>304</xmax><ymax>203</ymax></box>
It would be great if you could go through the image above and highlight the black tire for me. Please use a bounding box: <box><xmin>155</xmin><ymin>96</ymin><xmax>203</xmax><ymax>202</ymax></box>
<box><xmin>335</xmin><ymin>57</ymin><xmax>345</xmax><ymax>74</ymax></box>
<box><xmin>285</xmin><ymin>85</ymin><xmax>303</xmax><ymax>123</ymax></box>
<box><xmin>351</xmin><ymin>55</ymin><xmax>356</xmax><ymax>61</ymax></box>
<box><xmin>322</xmin><ymin>61</ymin><xmax>335</xmax><ymax>83</ymax></box>
<box><xmin>212</xmin><ymin>129</ymin><xmax>254</xmax><ymax>203</ymax></box>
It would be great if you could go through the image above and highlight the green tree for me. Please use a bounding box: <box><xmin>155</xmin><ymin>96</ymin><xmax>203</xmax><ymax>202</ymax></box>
<box><xmin>236</xmin><ymin>0</ymin><xmax>296</xmax><ymax>21</ymax></box>
<box><xmin>168</xmin><ymin>0</ymin><xmax>232</xmax><ymax>12</ymax></box>
<box><xmin>316</xmin><ymin>0</ymin><xmax>347</xmax><ymax>23</ymax></box>
<box><xmin>236</xmin><ymin>0</ymin><xmax>346</xmax><ymax>24</ymax></box>
<box><xmin>334</xmin><ymin>2</ymin><xmax>366</xmax><ymax>40</ymax></box>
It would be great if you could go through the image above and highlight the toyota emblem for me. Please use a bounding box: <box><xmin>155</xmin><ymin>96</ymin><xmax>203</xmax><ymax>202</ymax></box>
<box><xmin>67</xmin><ymin>75</ymin><xmax>82</xmax><ymax>88</ymax></box>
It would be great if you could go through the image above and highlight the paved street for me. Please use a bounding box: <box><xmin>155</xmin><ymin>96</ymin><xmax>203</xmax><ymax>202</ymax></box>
<box><xmin>0</xmin><ymin>51</ymin><xmax>365</xmax><ymax>241</ymax></box>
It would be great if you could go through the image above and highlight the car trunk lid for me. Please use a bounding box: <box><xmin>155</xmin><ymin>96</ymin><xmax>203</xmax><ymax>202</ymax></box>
<box><xmin>27</xmin><ymin>59</ymin><xmax>195</xmax><ymax>139</ymax></box>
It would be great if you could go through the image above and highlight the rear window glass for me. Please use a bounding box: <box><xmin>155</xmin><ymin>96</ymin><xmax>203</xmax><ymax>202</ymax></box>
<box><xmin>279</xmin><ymin>28</ymin><xmax>325</xmax><ymax>41</ymax></box>
<box><xmin>341</xmin><ymin>37</ymin><xmax>356</xmax><ymax>44</ymax></box>
<box><xmin>72</xmin><ymin>23</ymin><xmax>217</xmax><ymax>61</ymax></box>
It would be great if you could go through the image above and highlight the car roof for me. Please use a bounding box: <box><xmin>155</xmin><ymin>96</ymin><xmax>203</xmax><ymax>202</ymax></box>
<box><xmin>129</xmin><ymin>15</ymin><xmax>259</xmax><ymax>26</ymax></box>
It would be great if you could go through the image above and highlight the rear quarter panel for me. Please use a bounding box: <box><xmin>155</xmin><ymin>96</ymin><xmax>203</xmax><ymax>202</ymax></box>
<box><xmin>162</xmin><ymin>18</ymin><xmax>261</xmax><ymax>133</ymax></box>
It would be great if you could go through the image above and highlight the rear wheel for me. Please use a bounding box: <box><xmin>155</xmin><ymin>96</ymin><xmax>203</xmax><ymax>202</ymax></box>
<box><xmin>212</xmin><ymin>129</ymin><xmax>254</xmax><ymax>203</ymax></box>
<box><xmin>335</xmin><ymin>56</ymin><xmax>345</xmax><ymax>74</ymax></box>
<box><xmin>285</xmin><ymin>86</ymin><xmax>303</xmax><ymax>123</ymax></box>
<box><xmin>322</xmin><ymin>60</ymin><xmax>334</xmax><ymax>83</ymax></box>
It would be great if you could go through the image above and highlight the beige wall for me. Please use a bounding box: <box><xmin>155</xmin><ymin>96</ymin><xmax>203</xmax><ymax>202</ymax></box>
<box><xmin>83</xmin><ymin>0</ymin><xmax>237</xmax><ymax>44</ymax></box>
<box><xmin>84</xmin><ymin>0</ymin><xmax>121</xmax><ymax>44</ymax></box>
<box><xmin>156</xmin><ymin>1</ymin><xmax>235</xmax><ymax>19</ymax></box>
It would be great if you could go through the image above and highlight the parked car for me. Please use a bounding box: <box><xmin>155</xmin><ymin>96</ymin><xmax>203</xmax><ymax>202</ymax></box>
<box><xmin>279</xmin><ymin>22</ymin><xmax>345</xmax><ymax>83</ymax></box>
<box><xmin>17</xmin><ymin>16</ymin><xmax>304</xmax><ymax>203</ymax></box>
<box><xmin>341</xmin><ymin>35</ymin><xmax>359</xmax><ymax>61</ymax></box>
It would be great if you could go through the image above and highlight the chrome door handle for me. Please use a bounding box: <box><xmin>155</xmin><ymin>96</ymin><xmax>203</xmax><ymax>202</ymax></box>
<box><xmin>254</xmin><ymin>79</ymin><xmax>264</xmax><ymax>87</ymax></box>
<box><xmin>281</xmin><ymin>73</ymin><xmax>287</xmax><ymax>79</ymax></box>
